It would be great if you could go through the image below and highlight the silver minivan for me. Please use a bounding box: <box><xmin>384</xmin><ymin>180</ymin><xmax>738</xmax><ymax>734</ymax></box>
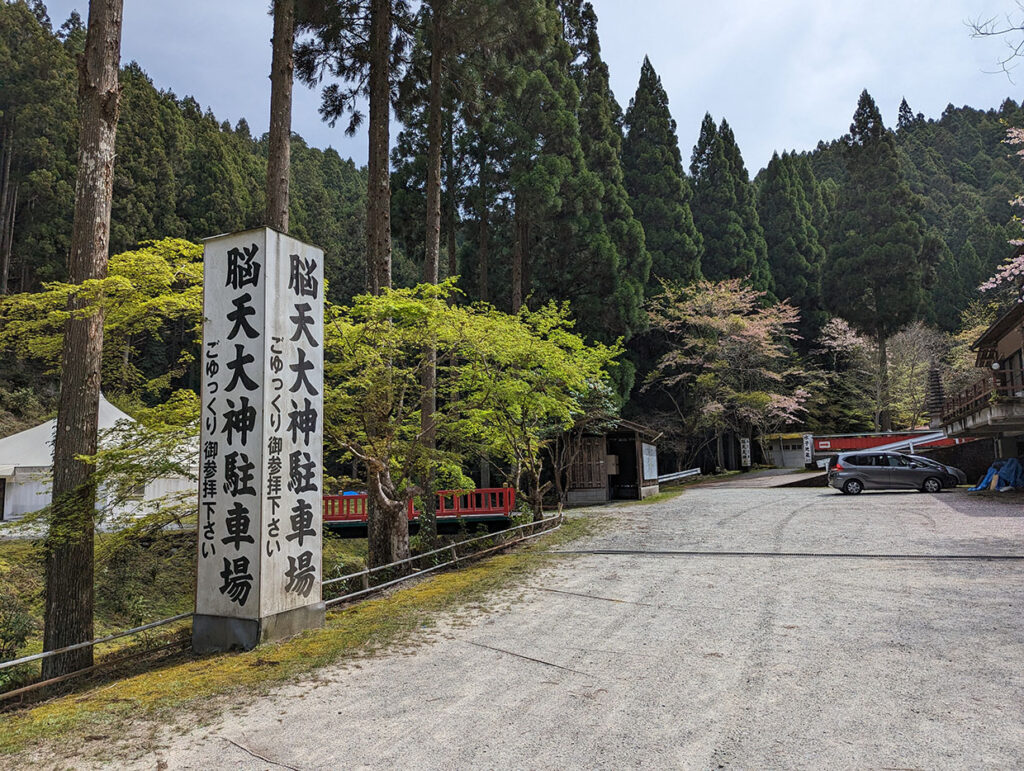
<box><xmin>828</xmin><ymin>452</ymin><xmax>964</xmax><ymax>495</ymax></box>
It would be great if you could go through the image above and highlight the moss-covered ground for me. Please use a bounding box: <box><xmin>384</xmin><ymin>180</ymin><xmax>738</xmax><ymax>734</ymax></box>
<box><xmin>0</xmin><ymin>529</ymin><xmax>369</xmax><ymax>692</ymax></box>
<box><xmin>0</xmin><ymin>514</ymin><xmax>601</xmax><ymax>756</ymax></box>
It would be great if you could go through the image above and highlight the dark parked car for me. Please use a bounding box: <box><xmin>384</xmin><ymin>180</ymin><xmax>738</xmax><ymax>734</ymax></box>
<box><xmin>828</xmin><ymin>451</ymin><xmax>966</xmax><ymax>495</ymax></box>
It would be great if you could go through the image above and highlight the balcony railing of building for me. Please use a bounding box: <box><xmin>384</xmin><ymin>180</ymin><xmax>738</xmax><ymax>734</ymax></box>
<box><xmin>941</xmin><ymin>368</ymin><xmax>1024</xmax><ymax>424</ymax></box>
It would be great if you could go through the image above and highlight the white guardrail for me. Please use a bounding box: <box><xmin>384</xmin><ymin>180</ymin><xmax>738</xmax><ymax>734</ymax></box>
<box><xmin>815</xmin><ymin>432</ymin><xmax>947</xmax><ymax>468</ymax></box>
<box><xmin>657</xmin><ymin>468</ymin><xmax>701</xmax><ymax>484</ymax></box>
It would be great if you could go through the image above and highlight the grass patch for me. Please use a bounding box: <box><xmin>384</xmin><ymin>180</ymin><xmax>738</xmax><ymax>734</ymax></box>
<box><xmin>619</xmin><ymin>487</ymin><xmax>689</xmax><ymax>506</ymax></box>
<box><xmin>0</xmin><ymin>514</ymin><xmax>598</xmax><ymax>757</ymax></box>
<box><xmin>616</xmin><ymin>469</ymin><xmax>744</xmax><ymax>507</ymax></box>
<box><xmin>0</xmin><ymin>531</ymin><xmax>369</xmax><ymax>685</ymax></box>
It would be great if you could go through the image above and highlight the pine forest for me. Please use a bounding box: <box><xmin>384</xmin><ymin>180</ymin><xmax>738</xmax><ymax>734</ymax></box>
<box><xmin>2</xmin><ymin>0</ymin><xmax>1024</xmax><ymax>471</ymax></box>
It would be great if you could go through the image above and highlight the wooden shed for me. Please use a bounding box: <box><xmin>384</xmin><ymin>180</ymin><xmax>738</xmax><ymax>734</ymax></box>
<box><xmin>566</xmin><ymin>420</ymin><xmax>660</xmax><ymax>505</ymax></box>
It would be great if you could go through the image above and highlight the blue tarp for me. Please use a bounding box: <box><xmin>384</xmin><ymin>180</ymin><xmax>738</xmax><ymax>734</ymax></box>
<box><xmin>968</xmin><ymin>458</ymin><xmax>1024</xmax><ymax>491</ymax></box>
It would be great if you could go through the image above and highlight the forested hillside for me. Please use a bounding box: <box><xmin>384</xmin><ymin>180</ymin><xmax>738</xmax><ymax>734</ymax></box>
<box><xmin>806</xmin><ymin>97</ymin><xmax>1024</xmax><ymax>331</ymax></box>
<box><xmin>2</xmin><ymin>0</ymin><xmax>1023</xmax><ymax>443</ymax></box>
<box><xmin>0</xmin><ymin>2</ymin><xmax>368</xmax><ymax>303</ymax></box>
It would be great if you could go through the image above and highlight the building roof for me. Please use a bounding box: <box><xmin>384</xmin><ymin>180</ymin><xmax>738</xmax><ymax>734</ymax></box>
<box><xmin>973</xmin><ymin>301</ymin><xmax>1024</xmax><ymax>352</ymax></box>
<box><xmin>0</xmin><ymin>395</ymin><xmax>133</xmax><ymax>472</ymax></box>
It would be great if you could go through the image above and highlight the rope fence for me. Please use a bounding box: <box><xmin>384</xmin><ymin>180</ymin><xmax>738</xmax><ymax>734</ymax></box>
<box><xmin>0</xmin><ymin>512</ymin><xmax>563</xmax><ymax>700</ymax></box>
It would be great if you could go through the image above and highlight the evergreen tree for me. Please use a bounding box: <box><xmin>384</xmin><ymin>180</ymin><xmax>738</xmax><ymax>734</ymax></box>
<box><xmin>793</xmin><ymin>153</ymin><xmax>830</xmax><ymax>246</ymax></box>
<box><xmin>897</xmin><ymin>97</ymin><xmax>917</xmax><ymax>131</ymax></box>
<box><xmin>0</xmin><ymin>0</ymin><xmax>78</xmax><ymax>291</ymax></box>
<box><xmin>757</xmin><ymin>152</ymin><xmax>825</xmax><ymax>339</ymax></box>
<box><xmin>572</xmin><ymin>2</ymin><xmax>648</xmax><ymax>339</ymax></box>
<box><xmin>622</xmin><ymin>56</ymin><xmax>702</xmax><ymax>291</ymax></box>
<box><xmin>513</xmin><ymin>1</ymin><xmax>619</xmax><ymax>343</ymax></box>
<box><xmin>822</xmin><ymin>90</ymin><xmax>932</xmax><ymax>430</ymax></box>
<box><xmin>110</xmin><ymin>63</ymin><xmax>186</xmax><ymax>252</ymax></box>
<box><xmin>718</xmin><ymin>119</ymin><xmax>773</xmax><ymax>294</ymax></box>
<box><xmin>690</xmin><ymin>114</ymin><xmax>765</xmax><ymax>288</ymax></box>
<box><xmin>928</xmin><ymin>239</ymin><xmax>965</xmax><ymax>330</ymax></box>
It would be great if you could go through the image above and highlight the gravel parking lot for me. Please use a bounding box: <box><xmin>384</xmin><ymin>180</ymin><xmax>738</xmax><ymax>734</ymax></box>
<box><xmin>131</xmin><ymin>484</ymin><xmax>1024</xmax><ymax>770</ymax></box>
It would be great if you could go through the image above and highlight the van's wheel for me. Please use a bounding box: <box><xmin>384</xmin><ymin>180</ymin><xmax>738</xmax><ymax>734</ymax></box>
<box><xmin>922</xmin><ymin>477</ymin><xmax>942</xmax><ymax>494</ymax></box>
<box><xmin>843</xmin><ymin>479</ymin><xmax>863</xmax><ymax>495</ymax></box>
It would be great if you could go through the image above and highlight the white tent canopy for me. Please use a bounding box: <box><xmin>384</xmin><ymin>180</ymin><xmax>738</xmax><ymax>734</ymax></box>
<box><xmin>0</xmin><ymin>395</ymin><xmax>193</xmax><ymax>522</ymax></box>
<box><xmin>0</xmin><ymin>394</ymin><xmax>133</xmax><ymax>470</ymax></box>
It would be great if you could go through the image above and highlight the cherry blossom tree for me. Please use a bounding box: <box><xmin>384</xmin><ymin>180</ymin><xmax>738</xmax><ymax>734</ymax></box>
<box><xmin>645</xmin><ymin>278</ymin><xmax>810</xmax><ymax>469</ymax></box>
<box><xmin>979</xmin><ymin>127</ymin><xmax>1024</xmax><ymax>301</ymax></box>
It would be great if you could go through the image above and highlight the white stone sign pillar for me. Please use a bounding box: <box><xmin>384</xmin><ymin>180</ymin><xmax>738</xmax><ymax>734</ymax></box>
<box><xmin>193</xmin><ymin>227</ymin><xmax>325</xmax><ymax>652</ymax></box>
<box><xmin>802</xmin><ymin>433</ymin><xmax>814</xmax><ymax>467</ymax></box>
<box><xmin>739</xmin><ymin>437</ymin><xmax>752</xmax><ymax>469</ymax></box>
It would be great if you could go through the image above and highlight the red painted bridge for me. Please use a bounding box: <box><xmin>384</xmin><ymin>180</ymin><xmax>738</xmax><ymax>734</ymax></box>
<box><xmin>323</xmin><ymin>487</ymin><xmax>516</xmax><ymax>528</ymax></box>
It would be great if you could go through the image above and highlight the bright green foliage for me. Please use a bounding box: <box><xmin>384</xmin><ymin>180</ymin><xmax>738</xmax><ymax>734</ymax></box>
<box><xmin>756</xmin><ymin>152</ymin><xmax>825</xmax><ymax>339</ymax></box>
<box><xmin>323</xmin><ymin>282</ymin><xmax>476</xmax><ymax>514</ymax></box>
<box><xmin>822</xmin><ymin>91</ymin><xmax>930</xmax><ymax>343</ymax></box>
<box><xmin>456</xmin><ymin>300</ymin><xmax>621</xmax><ymax>516</ymax></box>
<box><xmin>622</xmin><ymin>57</ymin><xmax>702</xmax><ymax>291</ymax></box>
<box><xmin>690</xmin><ymin>115</ymin><xmax>773</xmax><ymax>294</ymax></box>
<box><xmin>946</xmin><ymin>300</ymin><xmax>998</xmax><ymax>394</ymax></box>
<box><xmin>322</xmin><ymin>282</ymin><xmax>620</xmax><ymax>518</ymax></box>
<box><xmin>0</xmin><ymin>238</ymin><xmax>203</xmax><ymax>399</ymax></box>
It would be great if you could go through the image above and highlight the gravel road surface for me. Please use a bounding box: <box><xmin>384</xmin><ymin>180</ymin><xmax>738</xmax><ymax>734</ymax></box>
<box><xmin>131</xmin><ymin>484</ymin><xmax>1024</xmax><ymax>769</ymax></box>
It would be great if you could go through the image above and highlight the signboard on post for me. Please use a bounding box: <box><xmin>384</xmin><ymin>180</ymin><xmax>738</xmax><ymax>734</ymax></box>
<box><xmin>641</xmin><ymin>443</ymin><xmax>658</xmax><ymax>482</ymax></box>
<box><xmin>739</xmin><ymin>437</ymin><xmax>752</xmax><ymax>469</ymax></box>
<box><xmin>802</xmin><ymin>433</ymin><xmax>814</xmax><ymax>466</ymax></box>
<box><xmin>193</xmin><ymin>227</ymin><xmax>326</xmax><ymax>652</ymax></box>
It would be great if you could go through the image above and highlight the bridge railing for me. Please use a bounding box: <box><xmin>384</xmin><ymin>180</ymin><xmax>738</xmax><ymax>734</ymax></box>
<box><xmin>323</xmin><ymin>487</ymin><xmax>515</xmax><ymax>523</ymax></box>
<box><xmin>942</xmin><ymin>368</ymin><xmax>1024</xmax><ymax>423</ymax></box>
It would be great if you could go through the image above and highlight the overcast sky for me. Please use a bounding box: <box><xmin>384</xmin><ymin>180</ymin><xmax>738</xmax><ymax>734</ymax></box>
<box><xmin>42</xmin><ymin>0</ymin><xmax>1023</xmax><ymax>174</ymax></box>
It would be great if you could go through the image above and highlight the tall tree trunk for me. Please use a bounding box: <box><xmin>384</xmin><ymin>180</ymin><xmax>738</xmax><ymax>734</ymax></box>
<box><xmin>525</xmin><ymin>465</ymin><xmax>543</xmax><ymax>522</ymax></box>
<box><xmin>367</xmin><ymin>0</ymin><xmax>392</xmax><ymax>295</ymax></box>
<box><xmin>512</xmin><ymin>198</ymin><xmax>525</xmax><ymax>311</ymax></box>
<box><xmin>365</xmin><ymin>0</ymin><xmax>400</xmax><ymax>568</ymax></box>
<box><xmin>366</xmin><ymin>465</ymin><xmax>411</xmax><ymax>571</ymax></box>
<box><xmin>418</xmin><ymin>4</ymin><xmax>444</xmax><ymax>544</ymax></box>
<box><xmin>0</xmin><ymin>117</ymin><xmax>14</xmax><ymax>295</ymax></box>
<box><xmin>43</xmin><ymin>0</ymin><xmax>123</xmax><ymax>680</ymax></box>
<box><xmin>477</xmin><ymin>153</ymin><xmax>489</xmax><ymax>303</ymax></box>
<box><xmin>444</xmin><ymin>116</ymin><xmax>457</xmax><ymax>280</ymax></box>
<box><xmin>265</xmin><ymin>0</ymin><xmax>295</xmax><ymax>232</ymax></box>
<box><xmin>877</xmin><ymin>332</ymin><xmax>891</xmax><ymax>432</ymax></box>
<box><xmin>0</xmin><ymin>185</ymin><xmax>16</xmax><ymax>296</ymax></box>
<box><xmin>423</xmin><ymin>8</ymin><xmax>443</xmax><ymax>286</ymax></box>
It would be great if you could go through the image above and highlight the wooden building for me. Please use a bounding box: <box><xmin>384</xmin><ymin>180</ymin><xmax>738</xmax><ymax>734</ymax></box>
<box><xmin>940</xmin><ymin>301</ymin><xmax>1024</xmax><ymax>458</ymax></box>
<box><xmin>566</xmin><ymin>420</ymin><xmax>660</xmax><ymax>505</ymax></box>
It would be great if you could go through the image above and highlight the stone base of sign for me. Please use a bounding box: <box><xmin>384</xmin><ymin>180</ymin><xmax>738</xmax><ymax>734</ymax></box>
<box><xmin>192</xmin><ymin>602</ymin><xmax>326</xmax><ymax>653</ymax></box>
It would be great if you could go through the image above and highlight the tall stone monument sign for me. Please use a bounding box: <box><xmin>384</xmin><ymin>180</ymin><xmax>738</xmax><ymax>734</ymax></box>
<box><xmin>193</xmin><ymin>227</ymin><xmax>326</xmax><ymax>652</ymax></box>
